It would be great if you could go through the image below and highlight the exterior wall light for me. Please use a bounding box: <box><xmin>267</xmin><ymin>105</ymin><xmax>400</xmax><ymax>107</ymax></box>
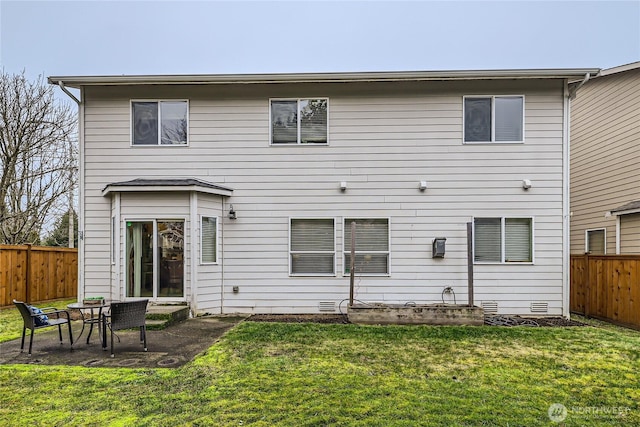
<box><xmin>522</xmin><ymin>179</ymin><xmax>532</xmax><ymax>190</ymax></box>
<box><xmin>228</xmin><ymin>205</ymin><xmax>237</xmax><ymax>219</ymax></box>
<box><xmin>340</xmin><ymin>181</ymin><xmax>347</xmax><ymax>192</ymax></box>
<box><xmin>419</xmin><ymin>181</ymin><xmax>428</xmax><ymax>191</ymax></box>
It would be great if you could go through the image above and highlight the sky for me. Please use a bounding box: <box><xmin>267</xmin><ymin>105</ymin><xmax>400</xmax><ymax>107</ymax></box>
<box><xmin>0</xmin><ymin>0</ymin><xmax>639</xmax><ymax>81</ymax></box>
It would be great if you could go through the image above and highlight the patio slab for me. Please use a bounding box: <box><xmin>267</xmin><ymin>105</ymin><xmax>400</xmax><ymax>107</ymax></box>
<box><xmin>0</xmin><ymin>315</ymin><xmax>246</xmax><ymax>369</ymax></box>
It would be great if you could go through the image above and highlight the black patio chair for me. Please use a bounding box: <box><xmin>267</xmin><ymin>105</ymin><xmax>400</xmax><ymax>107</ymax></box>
<box><xmin>102</xmin><ymin>299</ymin><xmax>148</xmax><ymax>357</ymax></box>
<box><xmin>13</xmin><ymin>300</ymin><xmax>74</xmax><ymax>356</ymax></box>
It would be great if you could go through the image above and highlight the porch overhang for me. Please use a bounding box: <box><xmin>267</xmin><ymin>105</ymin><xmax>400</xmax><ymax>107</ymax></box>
<box><xmin>609</xmin><ymin>200</ymin><xmax>640</xmax><ymax>217</ymax></box>
<box><xmin>102</xmin><ymin>178</ymin><xmax>233</xmax><ymax>197</ymax></box>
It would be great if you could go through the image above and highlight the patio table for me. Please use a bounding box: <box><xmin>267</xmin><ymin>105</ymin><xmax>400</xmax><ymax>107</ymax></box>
<box><xmin>67</xmin><ymin>300</ymin><xmax>112</xmax><ymax>345</ymax></box>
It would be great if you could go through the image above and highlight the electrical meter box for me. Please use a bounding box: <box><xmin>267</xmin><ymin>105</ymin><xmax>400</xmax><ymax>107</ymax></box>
<box><xmin>432</xmin><ymin>237</ymin><xmax>446</xmax><ymax>258</ymax></box>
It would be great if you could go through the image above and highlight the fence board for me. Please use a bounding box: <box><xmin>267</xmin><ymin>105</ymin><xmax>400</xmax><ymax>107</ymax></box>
<box><xmin>0</xmin><ymin>245</ymin><xmax>77</xmax><ymax>307</ymax></box>
<box><xmin>570</xmin><ymin>254</ymin><xmax>640</xmax><ymax>330</ymax></box>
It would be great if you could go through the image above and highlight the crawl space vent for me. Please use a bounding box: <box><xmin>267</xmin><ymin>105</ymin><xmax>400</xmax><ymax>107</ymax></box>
<box><xmin>318</xmin><ymin>301</ymin><xmax>336</xmax><ymax>312</ymax></box>
<box><xmin>481</xmin><ymin>301</ymin><xmax>498</xmax><ymax>314</ymax></box>
<box><xmin>530</xmin><ymin>302</ymin><xmax>549</xmax><ymax>313</ymax></box>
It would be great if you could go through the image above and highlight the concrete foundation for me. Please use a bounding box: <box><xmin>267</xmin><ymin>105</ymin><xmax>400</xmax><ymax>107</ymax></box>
<box><xmin>347</xmin><ymin>303</ymin><xmax>484</xmax><ymax>326</ymax></box>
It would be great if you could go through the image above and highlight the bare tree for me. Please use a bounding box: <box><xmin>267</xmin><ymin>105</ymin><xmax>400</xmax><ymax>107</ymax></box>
<box><xmin>0</xmin><ymin>70</ymin><xmax>77</xmax><ymax>245</ymax></box>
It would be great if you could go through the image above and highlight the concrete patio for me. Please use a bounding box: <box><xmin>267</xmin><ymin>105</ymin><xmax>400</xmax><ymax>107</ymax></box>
<box><xmin>0</xmin><ymin>315</ymin><xmax>246</xmax><ymax>369</ymax></box>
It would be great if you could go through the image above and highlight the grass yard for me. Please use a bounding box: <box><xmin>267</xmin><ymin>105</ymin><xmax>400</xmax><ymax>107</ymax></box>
<box><xmin>0</xmin><ymin>314</ymin><xmax>639</xmax><ymax>426</ymax></box>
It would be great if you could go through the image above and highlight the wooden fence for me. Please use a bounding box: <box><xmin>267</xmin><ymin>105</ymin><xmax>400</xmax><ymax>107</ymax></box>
<box><xmin>570</xmin><ymin>254</ymin><xmax>640</xmax><ymax>330</ymax></box>
<box><xmin>0</xmin><ymin>245</ymin><xmax>78</xmax><ymax>307</ymax></box>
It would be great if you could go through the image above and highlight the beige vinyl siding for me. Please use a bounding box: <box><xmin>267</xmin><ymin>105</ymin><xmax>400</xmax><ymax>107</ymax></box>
<box><xmin>620</xmin><ymin>213</ymin><xmax>640</xmax><ymax>254</ymax></box>
<box><xmin>82</xmin><ymin>79</ymin><xmax>566</xmax><ymax>315</ymax></box>
<box><xmin>570</xmin><ymin>68</ymin><xmax>640</xmax><ymax>255</ymax></box>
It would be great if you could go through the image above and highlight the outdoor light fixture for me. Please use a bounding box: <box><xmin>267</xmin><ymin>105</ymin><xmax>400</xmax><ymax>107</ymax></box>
<box><xmin>522</xmin><ymin>179</ymin><xmax>532</xmax><ymax>190</ymax></box>
<box><xmin>228</xmin><ymin>205</ymin><xmax>237</xmax><ymax>220</ymax></box>
<box><xmin>340</xmin><ymin>181</ymin><xmax>347</xmax><ymax>192</ymax></box>
<box><xmin>419</xmin><ymin>181</ymin><xmax>428</xmax><ymax>191</ymax></box>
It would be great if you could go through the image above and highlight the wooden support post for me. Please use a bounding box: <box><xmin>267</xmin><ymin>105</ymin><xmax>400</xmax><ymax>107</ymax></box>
<box><xmin>349</xmin><ymin>221</ymin><xmax>356</xmax><ymax>307</ymax></box>
<box><xmin>25</xmin><ymin>244</ymin><xmax>32</xmax><ymax>303</ymax></box>
<box><xmin>467</xmin><ymin>222</ymin><xmax>474</xmax><ymax>307</ymax></box>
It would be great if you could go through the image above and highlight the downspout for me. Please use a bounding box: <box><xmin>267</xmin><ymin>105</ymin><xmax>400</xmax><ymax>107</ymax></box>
<box><xmin>563</xmin><ymin>73</ymin><xmax>590</xmax><ymax>318</ymax></box>
<box><xmin>57</xmin><ymin>81</ymin><xmax>84</xmax><ymax>302</ymax></box>
<box><xmin>58</xmin><ymin>81</ymin><xmax>81</xmax><ymax>104</ymax></box>
<box><xmin>568</xmin><ymin>73</ymin><xmax>591</xmax><ymax>100</ymax></box>
<box><xmin>562</xmin><ymin>79</ymin><xmax>573</xmax><ymax>319</ymax></box>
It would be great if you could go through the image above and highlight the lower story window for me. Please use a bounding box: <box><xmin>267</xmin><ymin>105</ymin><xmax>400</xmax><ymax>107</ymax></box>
<box><xmin>474</xmin><ymin>217</ymin><xmax>533</xmax><ymax>263</ymax></box>
<box><xmin>586</xmin><ymin>229</ymin><xmax>605</xmax><ymax>254</ymax></box>
<box><xmin>290</xmin><ymin>218</ymin><xmax>335</xmax><ymax>275</ymax></box>
<box><xmin>344</xmin><ymin>218</ymin><xmax>390</xmax><ymax>275</ymax></box>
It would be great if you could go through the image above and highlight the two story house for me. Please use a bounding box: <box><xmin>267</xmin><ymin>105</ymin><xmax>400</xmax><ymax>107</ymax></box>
<box><xmin>570</xmin><ymin>61</ymin><xmax>640</xmax><ymax>255</ymax></box>
<box><xmin>49</xmin><ymin>68</ymin><xmax>597</xmax><ymax>317</ymax></box>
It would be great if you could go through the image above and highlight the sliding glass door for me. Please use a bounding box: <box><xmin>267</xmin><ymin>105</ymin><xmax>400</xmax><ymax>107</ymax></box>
<box><xmin>126</xmin><ymin>220</ymin><xmax>184</xmax><ymax>298</ymax></box>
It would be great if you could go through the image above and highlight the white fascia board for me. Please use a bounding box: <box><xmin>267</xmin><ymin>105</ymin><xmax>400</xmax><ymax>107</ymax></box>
<box><xmin>102</xmin><ymin>185</ymin><xmax>233</xmax><ymax>197</ymax></box>
<box><xmin>49</xmin><ymin>68</ymin><xmax>601</xmax><ymax>88</ymax></box>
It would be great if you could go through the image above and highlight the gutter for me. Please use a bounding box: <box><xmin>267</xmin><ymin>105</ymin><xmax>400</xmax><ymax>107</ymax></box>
<box><xmin>49</xmin><ymin>68</ymin><xmax>602</xmax><ymax>88</ymax></box>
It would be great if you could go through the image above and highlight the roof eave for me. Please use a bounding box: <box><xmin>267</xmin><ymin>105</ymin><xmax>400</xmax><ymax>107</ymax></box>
<box><xmin>48</xmin><ymin>68</ymin><xmax>601</xmax><ymax>88</ymax></box>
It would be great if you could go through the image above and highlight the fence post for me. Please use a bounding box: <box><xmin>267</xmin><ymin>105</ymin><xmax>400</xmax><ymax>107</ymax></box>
<box><xmin>25</xmin><ymin>244</ymin><xmax>32</xmax><ymax>303</ymax></box>
<box><xmin>584</xmin><ymin>253</ymin><xmax>590</xmax><ymax>318</ymax></box>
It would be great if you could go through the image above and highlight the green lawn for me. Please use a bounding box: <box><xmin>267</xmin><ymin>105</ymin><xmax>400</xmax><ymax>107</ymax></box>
<box><xmin>0</xmin><ymin>312</ymin><xmax>638</xmax><ymax>426</ymax></box>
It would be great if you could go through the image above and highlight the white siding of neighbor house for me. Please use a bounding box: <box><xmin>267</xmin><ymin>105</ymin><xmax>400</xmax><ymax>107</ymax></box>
<box><xmin>570</xmin><ymin>68</ymin><xmax>640</xmax><ymax>254</ymax></box>
<box><xmin>81</xmin><ymin>79</ymin><xmax>567</xmax><ymax>315</ymax></box>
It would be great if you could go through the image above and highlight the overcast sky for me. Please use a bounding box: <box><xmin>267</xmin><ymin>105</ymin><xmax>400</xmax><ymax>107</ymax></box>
<box><xmin>1</xmin><ymin>0</ymin><xmax>639</xmax><ymax>81</ymax></box>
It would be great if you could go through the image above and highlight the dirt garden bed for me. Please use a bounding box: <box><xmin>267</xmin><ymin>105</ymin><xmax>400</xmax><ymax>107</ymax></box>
<box><xmin>247</xmin><ymin>313</ymin><xmax>587</xmax><ymax>327</ymax></box>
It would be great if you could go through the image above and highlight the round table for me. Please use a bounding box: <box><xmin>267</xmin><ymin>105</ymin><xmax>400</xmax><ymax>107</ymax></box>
<box><xmin>67</xmin><ymin>300</ymin><xmax>111</xmax><ymax>345</ymax></box>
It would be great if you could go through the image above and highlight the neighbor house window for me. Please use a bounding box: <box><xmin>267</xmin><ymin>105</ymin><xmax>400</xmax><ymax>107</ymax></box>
<box><xmin>290</xmin><ymin>218</ymin><xmax>335</xmax><ymax>275</ymax></box>
<box><xmin>464</xmin><ymin>96</ymin><xmax>524</xmax><ymax>143</ymax></box>
<box><xmin>474</xmin><ymin>217</ymin><xmax>533</xmax><ymax>263</ymax></box>
<box><xmin>271</xmin><ymin>99</ymin><xmax>328</xmax><ymax>144</ymax></box>
<box><xmin>201</xmin><ymin>216</ymin><xmax>218</xmax><ymax>263</ymax></box>
<box><xmin>586</xmin><ymin>229</ymin><xmax>605</xmax><ymax>254</ymax></box>
<box><xmin>344</xmin><ymin>218</ymin><xmax>390</xmax><ymax>275</ymax></box>
<box><xmin>132</xmin><ymin>100</ymin><xmax>188</xmax><ymax>145</ymax></box>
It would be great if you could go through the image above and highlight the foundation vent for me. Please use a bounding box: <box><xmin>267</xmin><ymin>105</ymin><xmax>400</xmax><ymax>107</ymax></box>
<box><xmin>481</xmin><ymin>301</ymin><xmax>498</xmax><ymax>314</ymax></box>
<box><xmin>318</xmin><ymin>301</ymin><xmax>336</xmax><ymax>312</ymax></box>
<box><xmin>530</xmin><ymin>302</ymin><xmax>549</xmax><ymax>313</ymax></box>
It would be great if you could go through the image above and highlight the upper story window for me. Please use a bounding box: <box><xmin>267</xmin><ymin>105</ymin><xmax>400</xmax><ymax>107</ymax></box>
<box><xmin>464</xmin><ymin>96</ymin><xmax>524</xmax><ymax>143</ymax></box>
<box><xmin>132</xmin><ymin>100</ymin><xmax>188</xmax><ymax>145</ymax></box>
<box><xmin>271</xmin><ymin>99</ymin><xmax>328</xmax><ymax>145</ymax></box>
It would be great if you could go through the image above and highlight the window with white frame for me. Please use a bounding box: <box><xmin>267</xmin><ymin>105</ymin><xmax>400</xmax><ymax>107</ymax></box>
<box><xmin>474</xmin><ymin>217</ymin><xmax>533</xmax><ymax>263</ymax></box>
<box><xmin>201</xmin><ymin>216</ymin><xmax>218</xmax><ymax>263</ymax></box>
<box><xmin>344</xmin><ymin>218</ymin><xmax>390</xmax><ymax>275</ymax></box>
<box><xmin>290</xmin><ymin>218</ymin><xmax>335</xmax><ymax>275</ymax></box>
<box><xmin>132</xmin><ymin>100</ymin><xmax>188</xmax><ymax>145</ymax></box>
<box><xmin>464</xmin><ymin>96</ymin><xmax>524</xmax><ymax>143</ymax></box>
<box><xmin>271</xmin><ymin>99</ymin><xmax>328</xmax><ymax>144</ymax></box>
<box><xmin>586</xmin><ymin>229</ymin><xmax>605</xmax><ymax>254</ymax></box>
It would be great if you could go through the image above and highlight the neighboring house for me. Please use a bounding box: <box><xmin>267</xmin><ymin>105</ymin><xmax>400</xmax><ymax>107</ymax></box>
<box><xmin>570</xmin><ymin>62</ymin><xmax>640</xmax><ymax>255</ymax></box>
<box><xmin>49</xmin><ymin>68</ymin><xmax>597</xmax><ymax>317</ymax></box>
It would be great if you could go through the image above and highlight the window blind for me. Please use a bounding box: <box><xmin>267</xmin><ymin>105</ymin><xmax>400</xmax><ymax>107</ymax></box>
<box><xmin>505</xmin><ymin>218</ymin><xmax>532</xmax><ymax>262</ymax></box>
<box><xmin>201</xmin><ymin>217</ymin><xmax>217</xmax><ymax>263</ymax></box>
